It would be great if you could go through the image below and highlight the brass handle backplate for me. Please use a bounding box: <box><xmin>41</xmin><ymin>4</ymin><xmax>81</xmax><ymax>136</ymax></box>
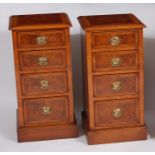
<box><xmin>112</xmin><ymin>108</ymin><xmax>122</xmax><ymax>118</ymax></box>
<box><xmin>36</xmin><ymin>36</ymin><xmax>47</xmax><ymax>45</ymax></box>
<box><xmin>38</xmin><ymin>57</ymin><xmax>48</xmax><ymax>66</ymax></box>
<box><xmin>112</xmin><ymin>81</ymin><xmax>122</xmax><ymax>91</ymax></box>
<box><xmin>40</xmin><ymin>80</ymin><xmax>49</xmax><ymax>90</ymax></box>
<box><xmin>111</xmin><ymin>57</ymin><xmax>122</xmax><ymax>67</ymax></box>
<box><xmin>110</xmin><ymin>36</ymin><xmax>121</xmax><ymax>46</ymax></box>
<box><xmin>42</xmin><ymin>106</ymin><xmax>51</xmax><ymax>115</ymax></box>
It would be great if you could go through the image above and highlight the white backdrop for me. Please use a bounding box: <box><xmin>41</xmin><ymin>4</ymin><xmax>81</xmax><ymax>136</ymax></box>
<box><xmin>0</xmin><ymin>3</ymin><xmax>155</xmax><ymax>151</ymax></box>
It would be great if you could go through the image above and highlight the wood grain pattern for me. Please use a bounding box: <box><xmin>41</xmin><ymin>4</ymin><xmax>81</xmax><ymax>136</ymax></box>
<box><xmin>10</xmin><ymin>13</ymin><xmax>78</xmax><ymax>142</ymax></box>
<box><xmin>18</xmin><ymin>30</ymin><xmax>65</xmax><ymax>51</ymax></box>
<box><xmin>21</xmin><ymin>72</ymin><xmax>68</xmax><ymax>95</ymax></box>
<box><xmin>78</xmin><ymin>13</ymin><xmax>146</xmax><ymax>30</ymax></box>
<box><xmin>93</xmin><ymin>73</ymin><xmax>139</xmax><ymax>97</ymax></box>
<box><xmin>9</xmin><ymin>13</ymin><xmax>72</xmax><ymax>30</ymax></box>
<box><xmin>19</xmin><ymin>49</ymin><xmax>66</xmax><ymax>71</ymax></box>
<box><xmin>91</xmin><ymin>30</ymin><xmax>138</xmax><ymax>51</ymax></box>
<box><xmin>78</xmin><ymin>14</ymin><xmax>147</xmax><ymax>144</ymax></box>
<box><xmin>92</xmin><ymin>50</ymin><xmax>138</xmax><ymax>72</ymax></box>
<box><xmin>94</xmin><ymin>98</ymin><xmax>140</xmax><ymax>128</ymax></box>
<box><xmin>23</xmin><ymin>97</ymin><xmax>69</xmax><ymax>124</ymax></box>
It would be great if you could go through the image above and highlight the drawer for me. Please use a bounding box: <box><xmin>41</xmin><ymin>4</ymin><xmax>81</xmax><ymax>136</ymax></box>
<box><xmin>92</xmin><ymin>50</ymin><xmax>138</xmax><ymax>72</ymax></box>
<box><xmin>18</xmin><ymin>30</ymin><xmax>65</xmax><ymax>50</ymax></box>
<box><xmin>94</xmin><ymin>98</ymin><xmax>140</xmax><ymax>128</ymax></box>
<box><xmin>23</xmin><ymin>97</ymin><xmax>69</xmax><ymax>124</ymax></box>
<box><xmin>93</xmin><ymin>73</ymin><xmax>138</xmax><ymax>97</ymax></box>
<box><xmin>21</xmin><ymin>72</ymin><xmax>67</xmax><ymax>95</ymax></box>
<box><xmin>91</xmin><ymin>30</ymin><xmax>138</xmax><ymax>51</ymax></box>
<box><xmin>19</xmin><ymin>49</ymin><xmax>66</xmax><ymax>71</ymax></box>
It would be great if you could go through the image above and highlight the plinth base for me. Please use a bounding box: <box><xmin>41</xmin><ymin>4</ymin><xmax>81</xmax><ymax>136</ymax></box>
<box><xmin>82</xmin><ymin>111</ymin><xmax>147</xmax><ymax>145</ymax></box>
<box><xmin>17</xmin><ymin>118</ymin><xmax>78</xmax><ymax>142</ymax></box>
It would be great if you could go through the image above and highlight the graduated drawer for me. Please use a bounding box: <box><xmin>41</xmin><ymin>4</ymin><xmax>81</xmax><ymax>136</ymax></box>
<box><xmin>94</xmin><ymin>98</ymin><xmax>140</xmax><ymax>128</ymax></box>
<box><xmin>92</xmin><ymin>50</ymin><xmax>138</xmax><ymax>72</ymax></box>
<box><xmin>93</xmin><ymin>73</ymin><xmax>139</xmax><ymax>98</ymax></box>
<box><xmin>21</xmin><ymin>72</ymin><xmax>67</xmax><ymax>95</ymax></box>
<box><xmin>91</xmin><ymin>30</ymin><xmax>138</xmax><ymax>51</ymax></box>
<box><xmin>23</xmin><ymin>97</ymin><xmax>69</xmax><ymax>124</ymax></box>
<box><xmin>19</xmin><ymin>49</ymin><xmax>66</xmax><ymax>71</ymax></box>
<box><xmin>17</xmin><ymin>30</ymin><xmax>65</xmax><ymax>50</ymax></box>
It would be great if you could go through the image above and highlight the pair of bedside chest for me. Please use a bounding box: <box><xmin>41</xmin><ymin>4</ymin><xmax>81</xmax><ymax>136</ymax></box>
<box><xmin>9</xmin><ymin>13</ymin><xmax>147</xmax><ymax>145</ymax></box>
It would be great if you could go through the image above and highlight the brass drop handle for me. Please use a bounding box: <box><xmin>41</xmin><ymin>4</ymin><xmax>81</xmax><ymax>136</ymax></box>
<box><xmin>40</xmin><ymin>80</ymin><xmax>49</xmax><ymax>90</ymax></box>
<box><xmin>111</xmin><ymin>57</ymin><xmax>122</xmax><ymax>67</ymax></box>
<box><xmin>38</xmin><ymin>57</ymin><xmax>48</xmax><ymax>66</ymax></box>
<box><xmin>112</xmin><ymin>108</ymin><xmax>122</xmax><ymax>118</ymax></box>
<box><xmin>112</xmin><ymin>81</ymin><xmax>122</xmax><ymax>91</ymax></box>
<box><xmin>42</xmin><ymin>106</ymin><xmax>51</xmax><ymax>115</ymax></box>
<box><xmin>110</xmin><ymin>36</ymin><xmax>121</xmax><ymax>46</ymax></box>
<box><xmin>36</xmin><ymin>36</ymin><xmax>47</xmax><ymax>45</ymax></box>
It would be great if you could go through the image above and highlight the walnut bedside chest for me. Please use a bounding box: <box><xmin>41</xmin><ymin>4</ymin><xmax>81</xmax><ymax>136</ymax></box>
<box><xmin>78</xmin><ymin>14</ymin><xmax>147</xmax><ymax>144</ymax></box>
<box><xmin>9</xmin><ymin>13</ymin><xmax>78</xmax><ymax>142</ymax></box>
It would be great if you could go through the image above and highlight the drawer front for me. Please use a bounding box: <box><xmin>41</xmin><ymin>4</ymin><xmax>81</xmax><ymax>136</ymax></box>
<box><xmin>19</xmin><ymin>49</ymin><xmax>66</xmax><ymax>71</ymax></box>
<box><xmin>93</xmin><ymin>73</ymin><xmax>138</xmax><ymax>97</ymax></box>
<box><xmin>23</xmin><ymin>97</ymin><xmax>69</xmax><ymax>124</ymax></box>
<box><xmin>94</xmin><ymin>98</ymin><xmax>140</xmax><ymax>128</ymax></box>
<box><xmin>21</xmin><ymin>72</ymin><xmax>67</xmax><ymax>95</ymax></box>
<box><xmin>91</xmin><ymin>30</ymin><xmax>138</xmax><ymax>51</ymax></box>
<box><xmin>18</xmin><ymin>30</ymin><xmax>65</xmax><ymax>50</ymax></box>
<box><xmin>92</xmin><ymin>50</ymin><xmax>138</xmax><ymax>72</ymax></box>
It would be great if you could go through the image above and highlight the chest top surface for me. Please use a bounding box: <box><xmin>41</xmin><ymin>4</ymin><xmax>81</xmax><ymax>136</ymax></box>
<box><xmin>78</xmin><ymin>13</ymin><xmax>145</xmax><ymax>30</ymax></box>
<box><xmin>9</xmin><ymin>13</ymin><xmax>72</xmax><ymax>30</ymax></box>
